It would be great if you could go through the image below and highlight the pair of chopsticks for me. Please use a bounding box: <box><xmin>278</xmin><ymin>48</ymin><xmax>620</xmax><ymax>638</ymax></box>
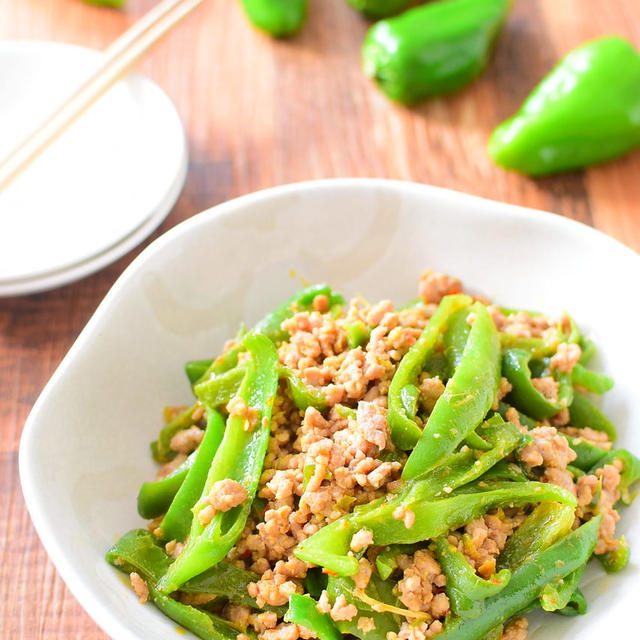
<box><xmin>0</xmin><ymin>0</ymin><xmax>205</xmax><ymax>192</ymax></box>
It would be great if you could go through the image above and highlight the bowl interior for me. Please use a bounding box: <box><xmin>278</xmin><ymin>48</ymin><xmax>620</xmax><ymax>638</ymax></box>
<box><xmin>20</xmin><ymin>180</ymin><xmax>640</xmax><ymax>639</ymax></box>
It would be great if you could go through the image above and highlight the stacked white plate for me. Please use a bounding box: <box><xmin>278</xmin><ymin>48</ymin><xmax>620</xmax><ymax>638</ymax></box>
<box><xmin>0</xmin><ymin>41</ymin><xmax>188</xmax><ymax>296</ymax></box>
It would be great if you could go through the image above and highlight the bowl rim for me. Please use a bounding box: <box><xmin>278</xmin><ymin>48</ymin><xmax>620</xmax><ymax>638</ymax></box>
<box><xmin>18</xmin><ymin>178</ymin><xmax>639</xmax><ymax>639</ymax></box>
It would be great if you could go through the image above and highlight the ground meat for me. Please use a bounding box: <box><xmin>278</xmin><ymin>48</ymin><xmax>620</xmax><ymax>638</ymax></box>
<box><xmin>549</xmin><ymin>342</ymin><xmax>582</xmax><ymax>374</ymax></box>
<box><xmin>576</xmin><ymin>463</ymin><xmax>623</xmax><ymax>554</ymax></box>
<box><xmin>455</xmin><ymin>511</ymin><xmax>526</xmax><ymax>578</ymax></box>
<box><xmin>418</xmin><ymin>375</ymin><xmax>445</xmax><ymax>413</ymax></box>
<box><xmin>397</xmin><ymin>550</ymin><xmax>448</xmax><ymax>616</ymax></box>
<box><xmin>492</xmin><ymin>377</ymin><xmax>513</xmax><ymax>411</ymax></box>
<box><xmin>419</xmin><ymin>270</ymin><xmax>462</xmax><ymax>304</ymax></box>
<box><xmin>488</xmin><ymin>306</ymin><xmax>560</xmax><ymax>340</ymax></box>
<box><xmin>357</xmin><ymin>617</ymin><xmax>376</xmax><ymax>633</ymax></box>
<box><xmin>250</xmin><ymin>612</ymin><xmax>279</xmax><ymax>633</ymax></box>
<box><xmin>260</xmin><ymin>623</ymin><xmax>306</xmax><ymax>640</ymax></box>
<box><xmin>317</xmin><ymin>590</ymin><xmax>331</xmax><ymax>614</ymax></box>
<box><xmin>329</xmin><ymin>594</ymin><xmax>358</xmax><ymax>622</ymax></box>
<box><xmin>388</xmin><ymin>620</ymin><xmax>444</xmax><ymax>640</ymax></box>
<box><xmin>227</xmin><ymin>396</ymin><xmax>260</xmax><ymax>431</ymax></box>
<box><xmin>351</xmin><ymin>528</ymin><xmax>374</xmax><ymax>552</ymax></box>
<box><xmin>313</xmin><ymin>294</ymin><xmax>330</xmax><ymax>313</ymax></box>
<box><xmin>543</xmin><ymin>467</ymin><xmax>576</xmax><ymax>494</ymax></box>
<box><xmin>129</xmin><ymin>572</ymin><xmax>148</xmax><ymax>604</ymax></box>
<box><xmin>353</xmin><ymin>558</ymin><xmax>373</xmax><ymax>590</ymax></box>
<box><xmin>502</xmin><ymin>617</ymin><xmax>528</xmax><ymax>640</ymax></box>
<box><xmin>393</xmin><ymin>506</ymin><xmax>416</xmax><ymax>529</ymax></box>
<box><xmin>518</xmin><ymin>426</ymin><xmax>577</xmax><ymax>469</ymax></box>
<box><xmin>208</xmin><ymin>479</ymin><xmax>248</xmax><ymax>512</ymax></box>
<box><xmin>156</xmin><ymin>452</ymin><xmax>187</xmax><ymax>479</ymax></box>
<box><xmin>531</xmin><ymin>377</ymin><xmax>559</xmax><ymax>403</ymax></box>
<box><xmin>247</xmin><ymin>568</ymin><xmax>300</xmax><ymax>607</ymax></box>
<box><xmin>560</xmin><ymin>427</ymin><xmax>613</xmax><ymax>449</ymax></box>
<box><xmin>165</xmin><ymin>539</ymin><xmax>185</xmax><ymax>558</ymax></box>
<box><xmin>169</xmin><ymin>425</ymin><xmax>204</xmax><ymax>454</ymax></box>
<box><xmin>223</xmin><ymin>604</ymin><xmax>252</xmax><ymax>629</ymax></box>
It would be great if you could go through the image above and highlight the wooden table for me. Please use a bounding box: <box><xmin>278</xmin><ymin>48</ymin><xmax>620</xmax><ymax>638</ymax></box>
<box><xmin>1</xmin><ymin>0</ymin><xmax>638</xmax><ymax>637</ymax></box>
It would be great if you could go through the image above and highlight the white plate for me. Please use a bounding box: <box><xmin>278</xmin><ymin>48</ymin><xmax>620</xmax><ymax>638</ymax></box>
<box><xmin>20</xmin><ymin>180</ymin><xmax>640</xmax><ymax>639</ymax></box>
<box><xmin>0</xmin><ymin>41</ymin><xmax>187</xmax><ymax>293</ymax></box>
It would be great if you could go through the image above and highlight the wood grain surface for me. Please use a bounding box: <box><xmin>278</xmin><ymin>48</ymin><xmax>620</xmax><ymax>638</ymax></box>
<box><xmin>1</xmin><ymin>0</ymin><xmax>639</xmax><ymax>637</ymax></box>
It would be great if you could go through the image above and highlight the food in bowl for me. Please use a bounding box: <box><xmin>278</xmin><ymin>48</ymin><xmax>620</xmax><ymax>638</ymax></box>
<box><xmin>106</xmin><ymin>269</ymin><xmax>640</xmax><ymax>640</ymax></box>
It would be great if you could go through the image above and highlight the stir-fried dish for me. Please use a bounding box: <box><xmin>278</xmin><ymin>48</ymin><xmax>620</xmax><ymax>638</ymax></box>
<box><xmin>107</xmin><ymin>270</ymin><xmax>640</xmax><ymax>640</ymax></box>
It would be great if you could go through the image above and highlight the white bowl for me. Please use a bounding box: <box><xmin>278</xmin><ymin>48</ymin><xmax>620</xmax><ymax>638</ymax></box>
<box><xmin>20</xmin><ymin>179</ymin><xmax>640</xmax><ymax>640</ymax></box>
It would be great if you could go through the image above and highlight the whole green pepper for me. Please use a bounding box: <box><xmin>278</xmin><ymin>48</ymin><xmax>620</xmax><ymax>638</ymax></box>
<box><xmin>159</xmin><ymin>410</ymin><xmax>226</xmax><ymax>542</ymax></box>
<box><xmin>403</xmin><ymin>302</ymin><xmax>500</xmax><ymax>479</ymax></box>
<box><xmin>345</xmin><ymin>0</ymin><xmax>411</xmax><ymax>19</ymax></box>
<box><xmin>361</xmin><ymin>0</ymin><xmax>512</xmax><ymax>104</ymax></box>
<box><xmin>240</xmin><ymin>0</ymin><xmax>307</xmax><ymax>38</ymax></box>
<box><xmin>489</xmin><ymin>36</ymin><xmax>640</xmax><ymax>175</ymax></box>
<box><xmin>158</xmin><ymin>332</ymin><xmax>280</xmax><ymax>593</ymax></box>
<box><xmin>388</xmin><ymin>294</ymin><xmax>472</xmax><ymax>450</ymax></box>
<box><xmin>435</xmin><ymin>516</ymin><xmax>601</xmax><ymax>639</ymax></box>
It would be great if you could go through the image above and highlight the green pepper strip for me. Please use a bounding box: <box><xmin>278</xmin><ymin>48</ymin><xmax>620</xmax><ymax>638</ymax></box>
<box><xmin>105</xmin><ymin>529</ymin><xmax>266</xmax><ymax>610</ymax></box>
<box><xmin>294</xmin><ymin>479</ymin><xmax>575</xmax><ymax>576</ymax></box>
<box><xmin>569</xmin><ymin>393</ymin><xmax>617</xmax><ymax>441</ymax></box>
<box><xmin>497</xmin><ymin>502</ymin><xmax>575</xmax><ymax>570</ymax></box>
<box><xmin>375</xmin><ymin>543</ymin><xmax>422</xmax><ymax>580</ymax></box>
<box><xmin>326</xmin><ymin>574</ymin><xmax>399</xmax><ymax>640</ymax></box>
<box><xmin>598</xmin><ymin>536</ymin><xmax>630</xmax><ymax>573</ymax></box>
<box><xmin>152</xmin><ymin>403</ymin><xmax>201</xmax><ymax>463</ymax></box>
<box><xmin>159</xmin><ymin>410</ymin><xmax>226</xmax><ymax>542</ymax></box>
<box><xmin>186</xmin><ymin>359</ymin><xmax>214</xmax><ymax>385</ymax></box>
<box><xmin>578</xmin><ymin>337</ymin><xmax>597</xmax><ymax>365</ymax></box>
<box><xmin>588</xmin><ymin>449</ymin><xmax>640</xmax><ymax>505</ymax></box>
<box><xmin>562</xmin><ymin>434</ymin><xmax>608</xmax><ymax>471</ymax></box>
<box><xmin>148</xmin><ymin>583</ymin><xmax>242</xmax><ymax>640</ymax></box>
<box><xmin>478</xmin><ymin>460</ymin><xmax>528</xmax><ymax>483</ymax></box>
<box><xmin>499</xmin><ymin>334</ymin><xmax>560</xmax><ymax>358</ymax></box>
<box><xmin>137</xmin><ymin>453</ymin><xmax>196</xmax><ymax>519</ymax></box>
<box><xmin>502</xmin><ymin>349</ymin><xmax>573</xmax><ymax>420</ymax></box>
<box><xmin>571</xmin><ymin>363</ymin><xmax>614</xmax><ymax>394</ymax></box>
<box><xmin>434</xmin><ymin>516</ymin><xmax>601</xmax><ymax>639</ymax></box>
<box><xmin>540</xmin><ymin>565</ymin><xmax>585</xmax><ymax>612</ymax></box>
<box><xmin>434</xmin><ymin>537</ymin><xmax>511</xmax><ymax>619</ymax></box>
<box><xmin>278</xmin><ymin>365</ymin><xmax>328</xmax><ymax>411</ymax></box>
<box><xmin>403</xmin><ymin>302</ymin><xmax>500</xmax><ymax>479</ymax></box>
<box><xmin>194</xmin><ymin>365</ymin><xmax>248</xmax><ymax>409</ymax></box>
<box><xmin>285</xmin><ymin>595</ymin><xmax>341</xmax><ymax>640</ymax></box>
<box><xmin>158</xmin><ymin>333</ymin><xmax>280</xmax><ymax>593</ymax></box>
<box><xmin>554</xmin><ymin>588</ymin><xmax>588</xmax><ymax>617</ymax></box>
<box><xmin>345</xmin><ymin>320</ymin><xmax>371</xmax><ymax>349</ymax></box>
<box><xmin>388</xmin><ymin>294</ymin><xmax>473</xmax><ymax>450</ymax></box>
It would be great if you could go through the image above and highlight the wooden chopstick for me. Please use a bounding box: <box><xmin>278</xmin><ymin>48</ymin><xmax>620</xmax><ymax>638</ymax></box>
<box><xmin>0</xmin><ymin>0</ymin><xmax>204</xmax><ymax>193</ymax></box>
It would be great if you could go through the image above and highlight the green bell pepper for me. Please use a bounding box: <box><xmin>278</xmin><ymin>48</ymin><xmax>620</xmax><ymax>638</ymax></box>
<box><xmin>345</xmin><ymin>0</ymin><xmax>411</xmax><ymax>19</ymax></box>
<box><xmin>489</xmin><ymin>36</ymin><xmax>640</xmax><ymax>175</ymax></box>
<box><xmin>361</xmin><ymin>0</ymin><xmax>512</xmax><ymax>104</ymax></box>
<box><xmin>285</xmin><ymin>594</ymin><xmax>342</xmax><ymax>640</ymax></box>
<box><xmin>240</xmin><ymin>0</ymin><xmax>307</xmax><ymax>38</ymax></box>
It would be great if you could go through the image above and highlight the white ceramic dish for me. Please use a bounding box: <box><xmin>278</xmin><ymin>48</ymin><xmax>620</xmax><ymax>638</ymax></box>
<box><xmin>0</xmin><ymin>41</ymin><xmax>187</xmax><ymax>296</ymax></box>
<box><xmin>20</xmin><ymin>179</ymin><xmax>640</xmax><ymax>639</ymax></box>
